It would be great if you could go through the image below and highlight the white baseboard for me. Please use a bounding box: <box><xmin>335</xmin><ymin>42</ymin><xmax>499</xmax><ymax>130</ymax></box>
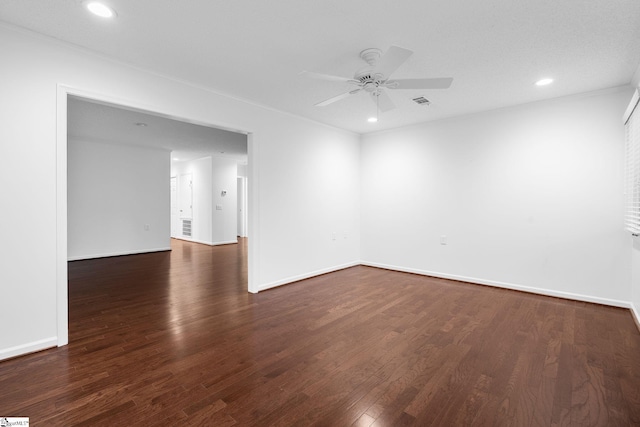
<box><xmin>171</xmin><ymin>237</ymin><xmax>238</xmax><ymax>246</ymax></box>
<box><xmin>68</xmin><ymin>247</ymin><xmax>171</xmax><ymax>261</ymax></box>
<box><xmin>0</xmin><ymin>337</ymin><xmax>57</xmax><ymax>361</ymax></box>
<box><xmin>631</xmin><ymin>302</ymin><xmax>640</xmax><ymax>332</ymax></box>
<box><xmin>8</xmin><ymin>262</ymin><xmax>635</xmax><ymax>361</ymax></box>
<box><xmin>210</xmin><ymin>240</ymin><xmax>238</xmax><ymax>246</ymax></box>
<box><xmin>258</xmin><ymin>261</ymin><xmax>360</xmax><ymax>292</ymax></box>
<box><xmin>361</xmin><ymin>261</ymin><xmax>631</xmax><ymax>309</ymax></box>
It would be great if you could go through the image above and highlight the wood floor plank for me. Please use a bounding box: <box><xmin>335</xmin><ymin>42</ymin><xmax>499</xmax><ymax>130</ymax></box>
<box><xmin>1</xmin><ymin>238</ymin><xmax>639</xmax><ymax>426</ymax></box>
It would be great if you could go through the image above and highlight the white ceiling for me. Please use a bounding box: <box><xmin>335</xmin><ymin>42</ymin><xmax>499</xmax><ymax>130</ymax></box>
<box><xmin>68</xmin><ymin>97</ymin><xmax>248</xmax><ymax>163</ymax></box>
<box><xmin>2</xmin><ymin>0</ymin><xmax>640</xmax><ymax>134</ymax></box>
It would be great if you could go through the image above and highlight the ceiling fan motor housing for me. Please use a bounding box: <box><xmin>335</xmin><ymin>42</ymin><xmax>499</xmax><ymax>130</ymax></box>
<box><xmin>356</xmin><ymin>48</ymin><xmax>384</xmax><ymax>86</ymax></box>
<box><xmin>354</xmin><ymin>73</ymin><xmax>382</xmax><ymax>92</ymax></box>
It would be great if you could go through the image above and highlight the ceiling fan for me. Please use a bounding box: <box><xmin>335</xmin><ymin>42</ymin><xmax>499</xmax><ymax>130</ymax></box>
<box><xmin>301</xmin><ymin>46</ymin><xmax>453</xmax><ymax>113</ymax></box>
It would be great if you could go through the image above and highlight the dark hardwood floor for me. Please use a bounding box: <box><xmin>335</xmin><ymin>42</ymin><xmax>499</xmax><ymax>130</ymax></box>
<box><xmin>1</xmin><ymin>238</ymin><xmax>639</xmax><ymax>426</ymax></box>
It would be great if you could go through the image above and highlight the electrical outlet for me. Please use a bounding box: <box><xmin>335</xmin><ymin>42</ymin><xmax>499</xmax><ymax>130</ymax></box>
<box><xmin>440</xmin><ymin>235</ymin><xmax>447</xmax><ymax>245</ymax></box>
<box><xmin>332</xmin><ymin>232</ymin><xmax>337</xmax><ymax>241</ymax></box>
<box><xmin>343</xmin><ymin>231</ymin><xmax>348</xmax><ymax>239</ymax></box>
<box><xmin>144</xmin><ymin>224</ymin><xmax>150</xmax><ymax>231</ymax></box>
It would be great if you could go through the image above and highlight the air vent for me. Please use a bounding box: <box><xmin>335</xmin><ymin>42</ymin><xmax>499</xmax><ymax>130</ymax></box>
<box><xmin>182</xmin><ymin>219</ymin><xmax>192</xmax><ymax>237</ymax></box>
<box><xmin>412</xmin><ymin>96</ymin><xmax>431</xmax><ymax>106</ymax></box>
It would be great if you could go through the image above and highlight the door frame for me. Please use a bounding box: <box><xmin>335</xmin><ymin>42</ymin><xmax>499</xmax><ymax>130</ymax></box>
<box><xmin>56</xmin><ymin>84</ymin><xmax>259</xmax><ymax>347</ymax></box>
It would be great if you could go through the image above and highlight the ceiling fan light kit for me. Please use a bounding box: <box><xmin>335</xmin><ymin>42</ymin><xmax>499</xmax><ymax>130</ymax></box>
<box><xmin>303</xmin><ymin>45</ymin><xmax>453</xmax><ymax>121</ymax></box>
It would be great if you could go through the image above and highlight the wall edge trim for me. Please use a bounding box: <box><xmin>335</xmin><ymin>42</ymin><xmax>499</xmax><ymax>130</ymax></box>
<box><xmin>0</xmin><ymin>337</ymin><xmax>57</xmax><ymax>362</ymax></box>
<box><xmin>68</xmin><ymin>247</ymin><xmax>171</xmax><ymax>261</ymax></box>
<box><xmin>630</xmin><ymin>302</ymin><xmax>640</xmax><ymax>333</ymax></box>
<box><xmin>171</xmin><ymin>237</ymin><xmax>238</xmax><ymax>247</ymax></box>
<box><xmin>360</xmin><ymin>261</ymin><xmax>631</xmax><ymax>309</ymax></box>
<box><xmin>257</xmin><ymin>261</ymin><xmax>360</xmax><ymax>292</ymax></box>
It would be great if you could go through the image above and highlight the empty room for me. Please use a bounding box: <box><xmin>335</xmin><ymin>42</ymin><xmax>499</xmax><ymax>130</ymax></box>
<box><xmin>1</xmin><ymin>1</ymin><xmax>640</xmax><ymax>425</ymax></box>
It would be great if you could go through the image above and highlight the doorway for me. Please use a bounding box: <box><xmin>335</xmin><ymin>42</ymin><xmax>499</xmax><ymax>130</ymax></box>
<box><xmin>57</xmin><ymin>85</ymin><xmax>257</xmax><ymax>348</ymax></box>
<box><xmin>176</xmin><ymin>173</ymin><xmax>193</xmax><ymax>238</ymax></box>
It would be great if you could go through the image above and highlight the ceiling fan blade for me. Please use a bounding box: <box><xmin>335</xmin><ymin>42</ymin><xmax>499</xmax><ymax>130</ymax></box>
<box><xmin>315</xmin><ymin>89</ymin><xmax>361</xmax><ymax>107</ymax></box>
<box><xmin>300</xmin><ymin>71</ymin><xmax>356</xmax><ymax>83</ymax></box>
<box><xmin>372</xmin><ymin>91</ymin><xmax>396</xmax><ymax>112</ymax></box>
<box><xmin>374</xmin><ymin>46</ymin><xmax>413</xmax><ymax>78</ymax></box>
<box><xmin>386</xmin><ymin>77</ymin><xmax>453</xmax><ymax>90</ymax></box>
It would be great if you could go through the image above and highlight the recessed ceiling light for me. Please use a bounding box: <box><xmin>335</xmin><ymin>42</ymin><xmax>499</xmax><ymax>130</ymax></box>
<box><xmin>86</xmin><ymin>2</ymin><xmax>116</xmax><ymax>18</ymax></box>
<box><xmin>135</xmin><ymin>122</ymin><xmax>147</xmax><ymax>127</ymax></box>
<box><xmin>535</xmin><ymin>78</ymin><xmax>554</xmax><ymax>86</ymax></box>
<box><xmin>367</xmin><ymin>117</ymin><xmax>378</xmax><ymax>123</ymax></box>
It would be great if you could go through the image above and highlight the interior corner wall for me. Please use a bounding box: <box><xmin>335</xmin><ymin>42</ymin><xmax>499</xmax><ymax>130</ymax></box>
<box><xmin>0</xmin><ymin>24</ymin><xmax>360</xmax><ymax>359</ymax></box>
<box><xmin>67</xmin><ymin>139</ymin><xmax>171</xmax><ymax>260</ymax></box>
<box><xmin>361</xmin><ymin>87</ymin><xmax>633</xmax><ymax>306</ymax></box>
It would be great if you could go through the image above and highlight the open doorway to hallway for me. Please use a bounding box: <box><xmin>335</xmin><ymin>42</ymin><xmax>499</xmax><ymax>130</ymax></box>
<box><xmin>67</xmin><ymin>95</ymin><xmax>248</xmax><ymax>259</ymax></box>
<box><xmin>66</xmin><ymin>94</ymin><xmax>250</xmax><ymax>344</ymax></box>
<box><xmin>170</xmin><ymin>156</ymin><xmax>247</xmax><ymax>246</ymax></box>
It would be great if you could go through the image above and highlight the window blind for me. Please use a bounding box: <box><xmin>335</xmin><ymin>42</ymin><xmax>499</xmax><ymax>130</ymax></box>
<box><xmin>624</xmin><ymin>89</ymin><xmax>640</xmax><ymax>234</ymax></box>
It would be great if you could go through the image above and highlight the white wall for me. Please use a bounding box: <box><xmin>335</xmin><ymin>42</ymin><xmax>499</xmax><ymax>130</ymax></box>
<box><xmin>256</xmin><ymin>123</ymin><xmax>361</xmax><ymax>290</ymax></box>
<box><xmin>0</xmin><ymin>24</ymin><xmax>361</xmax><ymax>360</ymax></box>
<box><xmin>67</xmin><ymin>139</ymin><xmax>171</xmax><ymax>260</ymax></box>
<box><xmin>361</xmin><ymin>88</ymin><xmax>632</xmax><ymax>306</ymax></box>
